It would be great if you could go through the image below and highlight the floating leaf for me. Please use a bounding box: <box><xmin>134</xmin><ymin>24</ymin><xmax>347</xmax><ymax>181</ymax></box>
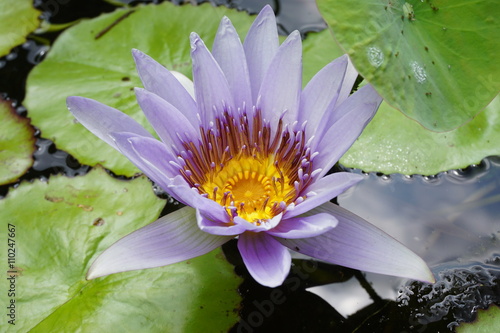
<box><xmin>302</xmin><ymin>29</ymin><xmax>345</xmax><ymax>84</ymax></box>
<box><xmin>0</xmin><ymin>98</ymin><xmax>35</xmax><ymax>185</ymax></box>
<box><xmin>318</xmin><ymin>0</ymin><xmax>499</xmax><ymax>131</ymax></box>
<box><xmin>0</xmin><ymin>167</ymin><xmax>241</xmax><ymax>332</ymax></box>
<box><xmin>102</xmin><ymin>0</ymin><xmax>134</xmax><ymax>5</ymax></box>
<box><xmin>300</xmin><ymin>29</ymin><xmax>500</xmax><ymax>175</ymax></box>
<box><xmin>0</xmin><ymin>0</ymin><xmax>40</xmax><ymax>57</ymax></box>
<box><xmin>457</xmin><ymin>305</ymin><xmax>500</xmax><ymax>333</ymax></box>
<box><xmin>24</xmin><ymin>3</ymin><xmax>256</xmax><ymax>176</ymax></box>
<box><xmin>341</xmin><ymin>96</ymin><xmax>500</xmax><ymax>175</ymax></box>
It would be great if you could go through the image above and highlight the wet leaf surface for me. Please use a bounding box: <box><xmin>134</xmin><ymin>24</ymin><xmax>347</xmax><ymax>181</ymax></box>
<box><xmin>457</xmin><ymin>304</ymin><xmax>500</xmax><ymax>332</ymax></box>
<box><xmin>301</xmin><ymin>29</ymin><xmax>344</xmax><ymax>85</ymax></box>
<box><xmin>0</xmin><ymin>0</ymin><xmax>40</xmax><ymax>57</ymax></box>
<box><xmin>341</xmin><ymin>96</ymin><xmax>500</xmax><ymax>175</ymax></box>
<box><xmin>0</xmin><ymin>167</ymin><xmax>241</xmax><ymax>332</ymax></box>
<box><xmin>25</xmin><ymin>2</ymin><xmax>256</xmax><ymax>177</ymax></box>
<box><xmin>307</xmin><ymin>29</ymin><xmax>500</xmax><ymax>175</ymax></box>
<box><xmin>2</xmin><ymin>1</ymin><xmax>499</xmax><ymax>331</ymax></box>
<box><xmin>318</xmin><ymin>0</ymin><xmax>499</xmax><ymax>131</ymax></box>
<box><xmin>0</xmin><ymin>98</ymin><xmax>35</xmax><ymax>185</ymax></box>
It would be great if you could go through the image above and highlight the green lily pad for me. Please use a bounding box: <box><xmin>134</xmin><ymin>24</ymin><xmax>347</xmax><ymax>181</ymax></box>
<box><xmin>457</xmin><ymin>306</ymin><xmax>500</xmax><ymax>333</ymax></box>
<box><xmin>340</xmin><ymin>96</ymin><xmax>500</xmax><ymax>175</ymax></box>
<box><xmin>102</xmin><ymin>0</ymin><xmax>134</xmax><ymax>5</ymax></box>
<box><xmin>0</xmin><ymin>98</ymin><xmax>35</xmax><ymax>185</ymax></box>
<box><xmin>24</xmin><ymin>3</ymin><xmax>256</xmax><ymax>177</ymax></box>
<box><xmin>302</xmin><ymin>29</ymin><xmax>345</xmax><ymax>85</ymax></box>
<box><xmin>0</xmin><ymin>0</ymin><xmax>40</xmax><ymax>57</ymax></box>
<box><xmin>0</xmin><ymin>167</ymin><xmax>241</xmax><ymax>332</ymax></box>
<box><xmin>318</xmin><ymin>0</ymin><xmax>499</xmax><ymax>131</ymax></box>
<box><xmin>301</xmin><ymin>27</ymin><xmax>500</xmax><ymax>175</ymax></box>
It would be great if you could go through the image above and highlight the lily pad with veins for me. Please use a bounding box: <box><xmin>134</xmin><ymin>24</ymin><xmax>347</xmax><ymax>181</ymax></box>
<box><xmin>24</xmin><ymin>3</ymin><xmax>257</xmax><ymax>177</ymax></box>
<box><xmin>318</xmin><ymin>0</ymin><xmax>499</xmax><ymax>131</ymax></box>
<box><xmin>340</xmin><ymin>96</ymin><xmax>500</xmax><ymax>175</ymax></box>
<box><xmin>0</xmin><ymin>0</ymin><xmax>40</xmax><ymax>57</ymax></box>
<box><xmin>0</xmin><ymin>98</ymin><xmax>35</xmax><ymax>185</ymax></box>
<box><xmin>0</xmin><ymin>167</ymin><xmax>241</xmax><ymax>332</ymax></box>
<box><xmin>304</xmin><ymin>30</ymin><xmax>500</xmax><ymax>175</ymax></box>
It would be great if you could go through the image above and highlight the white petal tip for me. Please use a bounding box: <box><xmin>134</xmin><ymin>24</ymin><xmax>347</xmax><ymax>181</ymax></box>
<box><xmin>190</xmin><ymin>32</ymin><xmax>201</xmax><ymax>45</ymax></box>
<box><xmin>260</xmin><ymin>4</ymin><xmax>274</xmax><ymax>16</ymax></box>
<box><xmin>417</xmin><ymin>268</ymin><xmax>436</xmax><ymax>284</ymax></box>
<box><xmin>86</xmin><ymin>261</ymin><xmax>112</xmax><ymax>280</ymax></box>
<box><xmin>131</xmin><ymin>48</ymin><xmax>148</xmax><ymax>63</ymax></box>
<box><xmin>85</xmin><ymin>270</ymin><xmax>99</xmax><ymax>280</ymax></box>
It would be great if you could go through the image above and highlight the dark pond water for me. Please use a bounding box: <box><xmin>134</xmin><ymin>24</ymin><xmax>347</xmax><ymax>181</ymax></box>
<box><xmin>1</xmin><ymin>0</ymin><xmax>498</xmax><ymax>332</ymax></box>
<box><xmin>224</xmin><ymin>158</ymin><xmax>500</xmax><ymax>332</ymax></box>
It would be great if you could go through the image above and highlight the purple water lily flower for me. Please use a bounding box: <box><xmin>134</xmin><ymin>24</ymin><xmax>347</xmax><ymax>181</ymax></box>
<box><xmin>67</xmin><ymin>5</ymin><xmax>434</xmax><ymax>287</ymax></box>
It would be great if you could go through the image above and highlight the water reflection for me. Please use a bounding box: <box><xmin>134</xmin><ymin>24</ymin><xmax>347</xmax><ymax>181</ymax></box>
<box><xmin>339</xmin><ymin>156</ymin><xmax>500</xmax><ymax>266</ymax></box>
<box><xmin>308</xmin><ymin>157</ymin><xmax>500</xmax><ymax>319</ymax></box>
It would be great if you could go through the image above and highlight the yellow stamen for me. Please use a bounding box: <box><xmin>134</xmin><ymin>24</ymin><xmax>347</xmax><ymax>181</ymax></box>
<box><xmin>201</xmin><ymin>156</ymin><xmax>295</xmax><ymax>222</ymax></box>
<box><xmin>178</xmin><ymin>111</ymin><xmax>312</xmax><ymax>224</ymax></box>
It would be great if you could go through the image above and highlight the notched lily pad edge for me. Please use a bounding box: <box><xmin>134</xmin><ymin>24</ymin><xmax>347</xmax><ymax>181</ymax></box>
<box><xmin>0</xmin><ymin>98</ymin><xmax>36</xmax><ymax>186</ymax></box>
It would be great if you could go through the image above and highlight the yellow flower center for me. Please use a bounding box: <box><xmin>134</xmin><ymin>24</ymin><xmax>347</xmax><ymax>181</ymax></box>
<box><xmin>201</xmin><ymin>156</ymin><xmax>295</xmax><ymax>222</ymax></box>
<box><xmin>177</xmin><ymin>110</ymin><xmax>313</xmax><ymax>224</ymax></box>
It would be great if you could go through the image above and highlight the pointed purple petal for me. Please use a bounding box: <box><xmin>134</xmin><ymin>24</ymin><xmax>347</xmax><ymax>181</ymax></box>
<box><xmin>238</xmin><ymin>232</ymin><xmax>291</xmax><ymax>287</ymax></box>
<box><xmin>278</xmin><ymin>202</ymin><xmax>435</xmax><ymax>283</ymax></box>
<box><xmin>110</xmin><ymin>134</ymin><xmax>225</xmax><ymax>224</ymax></box>
<box><xmin>132</xmin><ymin>49</ymin><xmax>198</xmax><ymax>125</ymax></box>
<box><xmin>110</xmin><ymin>132</ymin><xmax>178</xmax><ymax>190</ymax></box>
<box><xmin>257</xmin><ymin>30</ymin><xmax>302</xmax><ymax>126</ymax></box>
<box><xmin>335</xmin><ymin>56</ymin><xmax>358</xmax><ymax>108</ymax></box>
<box><xmin>191</xmin><ymin>32</ymin><xmax>234</xmax><ymax>124</ymax></box>
<box><xmin>267</xmin><ymin>213</ymin><xmax>337</xmax><ymax>239</ymax></box>
<box><xmin>66</xmin><ymin>96</ymin><xmax>153</xmax><ymax>151</ymax></box>
<box><xmin>243</xmin><ymin>5</ymin><xmax>279</xmax><ymax>103</ymax></box>
<box><xmin>86</xmin><ymin>206</ymin><xmax>232</xmax><ymax>279</ymax></box>
<box><xmin>135</xmin><ymin>88</ymin><xmax>199</xmax><ymax>149</ymax></box>
<box><xmin>112</xmin><ymin>134</ymin><xmax>230</xmax><ymax>223</ymax></box>
<box><xmin>313</xmin><ymin>85</ymin><xmax>382</xmax><ymax>178</ymax></box>
<box><xmin>170</xmin><ymin>71</ymin><xmax>195</xmax><ymax>98</ymax></box>
<box><xmin>212</xmin><ymin>16</ymin><xmax>252</xmax><ymax>110</ymax></box>
<box><xmin>167</xmin><ymin>176</ymin><xmax>230</xmax><ymax>223</ymax></box>
<box><xmin>299</xmin><ymin>55</ymin><xmax>348</xmax><ymax>136</ymax></box>
<box><xmin>285</xmin><ymin>172</ymin><xmax>364</xmax><ymax>218</ymax></box>
<box><xmin>197</xmin><ymin>209</ymin><xmax>246</xmax><ymax>236</ymax></box>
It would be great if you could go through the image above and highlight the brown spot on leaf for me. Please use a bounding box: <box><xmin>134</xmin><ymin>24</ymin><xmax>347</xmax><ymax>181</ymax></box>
<box><xmin>45</xmin><ymin>195</ymin><xmax>64</xmax><ymax>203</ymax></box>
<box><xmin>93</xmin><ymin>218</ymin><xmax>105</xmax><ymax>226</ymax></box>
<box><xmin>78</xmin><ymin>204</ymin><xmax>93</xmax><ymax>212</ymax></box>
